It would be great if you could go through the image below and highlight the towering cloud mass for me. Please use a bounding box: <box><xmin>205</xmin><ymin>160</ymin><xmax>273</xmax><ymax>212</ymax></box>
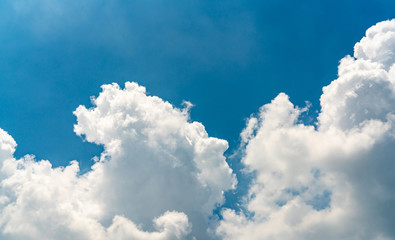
<box><xmin>0</xmin><ymin>82</ymin><xmax>236</xmax><ymax>240</ymax></box>
<box><xmin>217</xmin><ymin>19</ymin><xmax>395</xmax><ymax>240</ymax></box>
<box><xmin>0</xmin><ymin>19</ymin><xmax>395</xmax><ymax>240</ymax></box>
<box><xmin>73</xmin><ymin>82</ymin><xmax>236</xmax><ymax>239</ymax></box>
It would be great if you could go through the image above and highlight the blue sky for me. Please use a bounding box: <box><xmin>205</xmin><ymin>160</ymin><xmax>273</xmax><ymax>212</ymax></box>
<box><xmin>1</xmin><ymin>1</ymin><xmax>395</xmax><ymax>239</ymax></box>
<box><xmin>1</xmin><ymin>0</ymin><xmax>393</xmax><ymax>169</ymax></box>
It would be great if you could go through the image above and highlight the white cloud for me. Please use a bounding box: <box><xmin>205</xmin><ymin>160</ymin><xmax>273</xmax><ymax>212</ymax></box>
<box><xmin>0</xmin><ymin>16</ymin><xmax>394</xmax><ymax>240</ymax></box>
<box><xmin>0</xmin><ymin>82</ymin><xmax>236</xmax><ymax>239</ymax></box>
<box><xmin>0</xmin><ymin>129</ymin><xmax>192</xmax><ymax>240</ymax></box>
<box><xmin>74</xmin><ymin>82</ymin><xmax>236</xmax><ymax>239</ymax></box>
<box><xmin>217</xmin><ymin>19</ymin><xmax>395</xmax><ymax>240</ymax></box>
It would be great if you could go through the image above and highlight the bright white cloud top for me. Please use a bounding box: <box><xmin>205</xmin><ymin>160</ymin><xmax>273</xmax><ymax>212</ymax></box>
<box><xmin>0</xmin><ymin>19</ymin><xmax>394</xmax><ymax>240</ymax></box>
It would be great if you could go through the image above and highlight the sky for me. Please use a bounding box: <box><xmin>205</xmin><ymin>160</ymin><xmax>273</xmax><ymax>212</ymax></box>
<box><xmin>0</xmin><ymin>1</ymin><xmax>395</xmax><ymax>240</ymax></box>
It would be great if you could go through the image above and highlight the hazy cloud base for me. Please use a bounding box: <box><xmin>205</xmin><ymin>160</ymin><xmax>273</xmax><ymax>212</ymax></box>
<box><xmin>0</xmin><ymin>20</ymin><xmax>394</xmax><ymax>240</ymax></box>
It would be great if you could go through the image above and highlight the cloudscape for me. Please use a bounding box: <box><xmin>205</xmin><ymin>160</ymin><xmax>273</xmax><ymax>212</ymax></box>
<box><xmin>0</xmin><ymin>1</ymin><xmax>395</xmax><ymax>240</ymax></box>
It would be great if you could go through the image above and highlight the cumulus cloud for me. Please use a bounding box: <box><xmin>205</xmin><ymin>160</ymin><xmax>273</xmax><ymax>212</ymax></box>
<box><xmin>217</xmin><ymin>19</ymin><xmax>395</xmax><ymax>240</ymax></box>
<box><xmin>0</xmin><ymin>82</ymin><xmax>236</xmax><ymax>239</ymax></box>
<box><xmin>74</xmin><ymin>82</ymin><xmax>236</xmax><ymax>239</ymax></box>
<box><xmin>1</xmin><ymin>17</ymin><xmax>394</xmax><ymax>240</ymax></box>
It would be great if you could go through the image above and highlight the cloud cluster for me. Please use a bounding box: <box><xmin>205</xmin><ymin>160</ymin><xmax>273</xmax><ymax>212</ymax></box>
<box><xmin>0</xmin><ymin>19</ymin><xmax>395</xmax><ymax>240</ymax></box>
<box><xmin>0</xmin><ymin>82</ymin><xmax>236</xmax><ymax>239</ymax></box>
<box><xmin>217</xmin><ymin>19</ymin><xmax>395</xmax><ymax>240</ymax></box>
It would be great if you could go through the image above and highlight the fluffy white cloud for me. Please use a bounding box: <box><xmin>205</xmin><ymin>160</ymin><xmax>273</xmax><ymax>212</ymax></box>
<box><xmin>0</xmin><ymin>82</ymin><xmax>236</xmax><ymax>239</ymax></box>
<box><xmin>0</xmin><ymin>124</ymin><xmax>192</xmax><ymax>240</ymax></box>
<box><xmin>1</xmin><ymin>17</ymin><xmax>394</xmax><ymax>240</ymax></box>
<box><xmin>74</xmin><ymin>82</ymin><xmax>236</xmax><ymax>239</ymax></box>
<box><xmin>217</xmin><ymin>19</ymin><xmax>395</xmax><ymax>240</ymax></box>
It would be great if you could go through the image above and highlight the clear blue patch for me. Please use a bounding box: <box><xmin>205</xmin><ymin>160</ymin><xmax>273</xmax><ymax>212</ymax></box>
<box><xmin>285</xmin><ymin>186</ymin><xmax>308</xmax><ymax>196</ymax></box>
<box><xmin>307</xmin><ymin>190</ymin><xmax>332</xmax><ymax>211</ymax></box>
<box><xmin>275</xmin><ymin>200</ymin><xmax>287</xmax><ymax>207</ymax></box>
<box><xmin>311</xmin><ymin>168</ymin><xmax>322</xmax><ymax>179</ymax></box>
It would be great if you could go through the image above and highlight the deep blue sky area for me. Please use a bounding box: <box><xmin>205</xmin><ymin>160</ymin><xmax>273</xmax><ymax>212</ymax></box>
<box><xmin>0</xmin><ymin>0</ymin><xmax>394</xmax><ymax>177</ymax></box>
